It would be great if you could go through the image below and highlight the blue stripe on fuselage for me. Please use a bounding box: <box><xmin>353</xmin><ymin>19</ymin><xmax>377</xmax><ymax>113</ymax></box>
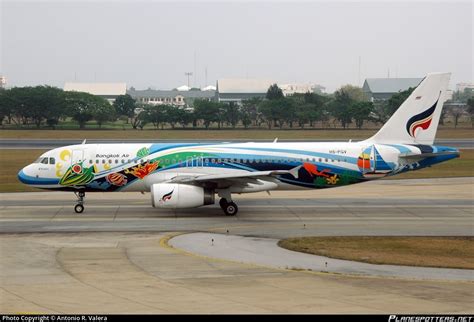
<box><xmin>226</xmin><ymin>147</ymin><xmax>359</xmax><ymax>163</ymax></box>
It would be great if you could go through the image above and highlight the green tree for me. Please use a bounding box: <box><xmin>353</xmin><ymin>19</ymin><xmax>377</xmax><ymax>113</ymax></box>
<box><xmin>289</xmin><ymin>92</ymin><xmax>328</xmax><ymax>128</ymax></box>
<box><xmin>305</xmin><ymin>92</ymin><xmax>330</xmax><ymax>127</ymax></box>
<box><xmin>384</xmin><ymin>87</ymin><xmax>415</xmax><ymax>119</ymax></box>
<box><xmin>162</xmin><ymin>105</ymin><xmax>180</xmax><ymax>129</ymax></box>
<box><xmin>178</xmin><ymin>108</ymin><xmax>193</xmax><ymax>128</ymax></box>
<box><xmin>194</xmin><ymin>99</ymin><xmax>220</xmax><ymax>129</ymax></box>
<box><xmin>331</xmin><ymin>89</ymin><xmax>353</xmax><ymax>129</ymax></box>
<box><xmin>467</xmin><ymin>98</ymin><xmax>474</xmax><ymax>127</ymax></box>
<box><xmin>294</xmin><ymin>103</ymin><xmax>312</xmax><ymax>128</ymax></box>
<box><xmin>266</xmin><ymin>84</ymin><xmax>284</xmax><ymax>100</ymax></box>
<box><xmin>39</xmin><ymin>86</ymin><xmax>67</xmax><ymax>128</ymax></box>
<box><xmin>448</xmin><ymin>106</ymin><xmax>465</xmax><ymax>128</ymax></box>
<box><xmin>451</xmin><ymin>88</ymin><xmax>474</xmax><ymax>103</ymax></box>
<box><xmin>131</xmin><ymin>103</ymin><xmax>147</xmax><ymax>129</ymax></box>
<box><xmin>113</xmin><ymin>94</ymin><xmax>136</xmax><ymax>123</ymax></box>
<box><xmin>142</xmin><ymin>105</ymin><xmax>165</xmax><ymax>129</ymax></box>
<box><xmin>277</xmin><ymin>98</ymin><xmax>296</xmax><ymax>128</ymax></box>
<box><xmin>7</xmin><ymin>87</ymin><xmax>31</xmax><ymax>125</ymax></box>
<box><xmin>338</xmin><ymin>85</ymin><xmax>367</xmax><ymax>102</ymax></box>
<box><xmin>64</xmin><ymin>91</ymin><xmax>108</xmax><ymax>129</ymax></box>
<box><xmin>135</xmin><ymin>109</ymin><xmax>148</xmax><ymax>130</ymax></box>
<box><xmin>350</xmin><ymin>101</ymin><xmax>374</xmax><ymax>129</ymax></box>
<box><xmin>93</xmin><ymin>101</ymin><xmax>116</xmax><ymax>128</ymax></box>
<box><xmin>0</xmin><ymin>89</ymin><xmax>15</xmax><ymax>125</ymax></box>
<box><xmin>242</xmin><ymin>97</ymin><xmax>262</xmax><ymax>127</ymax></box>
<box><xmin>258</xmin><ymin>100</ymin><xmax>275</xmax><ymax>129</ymax></box>
<box><xmin>223</xmin><ymin>102</ymin><xmax>240</xmax><ymax>128</ymax></box>
<box><xmin>3</xmin><ymin>86</ymin><xmax>65</xmax><ymax>128</ymax></box>
<box><xmin>259</xmin><ymin>98</ymin><xmax>294</xmax><ymax>129</ymax></box>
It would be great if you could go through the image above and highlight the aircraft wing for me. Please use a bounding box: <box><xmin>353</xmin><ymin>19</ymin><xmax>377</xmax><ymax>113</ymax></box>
<box><xmin>169</xmin><ymin>166</ymin><xmax>301</xmax><ymax>184</ymax></box>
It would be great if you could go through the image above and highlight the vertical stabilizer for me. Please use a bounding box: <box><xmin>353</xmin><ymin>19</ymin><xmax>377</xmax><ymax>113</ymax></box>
<box><xmin>367</xmin><ymin>72</ymin><xmax>450</xmax><ymax>145</ymax></box>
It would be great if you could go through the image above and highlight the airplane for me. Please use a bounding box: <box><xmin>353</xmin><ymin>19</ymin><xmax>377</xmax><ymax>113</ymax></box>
<box><xmin>18</xmin><ymin>72</ymin><xmax>459</xmax><ymax>216</ymax></box>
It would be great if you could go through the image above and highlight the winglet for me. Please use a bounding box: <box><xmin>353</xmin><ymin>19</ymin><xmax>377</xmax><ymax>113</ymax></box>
<box><xmin>82</xmin><ymin>139</ymin><xmax>87</xmax><ymax>145</ymax></box>
<box><xmin>273</xmin><ymin>137</ymin><xmax>278</xmax><ymax>143</ymax></box>
<box><xmin>288</xmin><ymin>165</ymin><xmax>301</xmax><ymax>179</ymax></box>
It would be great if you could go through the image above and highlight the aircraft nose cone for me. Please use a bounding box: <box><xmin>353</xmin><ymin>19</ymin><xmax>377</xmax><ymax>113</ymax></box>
<box><xmin>17</xmin><ymin>168</ymin><xmax>28</xmax><ymax>184</ymax></box>
<box><xmin>18</xmin><ymin>164</ymin><xmax>36</xmax><ymax>185</ymax></box>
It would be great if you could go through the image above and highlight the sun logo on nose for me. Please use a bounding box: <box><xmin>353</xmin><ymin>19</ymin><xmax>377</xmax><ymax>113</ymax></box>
<box><xmin>56</xmin><ymin>149</ymin><xmax>71</xmax><ymax>177</ymax></box>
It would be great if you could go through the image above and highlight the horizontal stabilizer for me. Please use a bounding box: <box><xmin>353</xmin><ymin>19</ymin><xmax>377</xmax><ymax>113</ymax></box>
<box><xmin>399</xmin><ymin>151</ymin><xmax>460</xmax><ymax>159</ymax></box>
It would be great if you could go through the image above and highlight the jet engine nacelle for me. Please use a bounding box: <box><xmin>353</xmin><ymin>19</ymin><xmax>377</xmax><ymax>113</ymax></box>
<box><xmin>151</xmin><ymin>183</ymin><xmax>215</xmax><ymax>208</ymax></box>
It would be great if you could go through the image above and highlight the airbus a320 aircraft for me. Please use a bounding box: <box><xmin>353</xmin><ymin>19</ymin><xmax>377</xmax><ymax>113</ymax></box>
<box><xmin>18</xmin><ymin>72</ymin><xmax>459</xmax><ymax>216</ymax></box>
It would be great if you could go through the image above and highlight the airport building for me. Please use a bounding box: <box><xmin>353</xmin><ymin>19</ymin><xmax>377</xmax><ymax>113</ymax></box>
<box><xmin>216</xmin><ymin>79</ymin><xmax>325</xmax><ymax>104</ymax></box>
<box><xmin>63</xmin><ymin>82</ymin><xmax>127</xmax><ymax>103</ymax></box>
<box><xmin>362</xmin><ymin>78</ymin><xmax>423</xmax><ymax>101</ymax></box>
<box><xmin>279</xmin><ymin>83</ymin><xmax>325</xmax><ymax>96</ymax></box>
<box><xmin>216</xmin><ymin>79</ymin><xmax>274</xmax><ymax>103</ymax></box>
<box><xmin>456</xmin><ymin>83</ymin><xmax>474</xmax><ymax>93</ymax></box>
<box><xmin>0</xmin><ymin>76</ymin><xmax>6</xmax><ymax>89</ymax></box>
<box><xmin>127</xmin><ymin>88</ymin><xmax>215</xmax><ymax>107</ymax></box>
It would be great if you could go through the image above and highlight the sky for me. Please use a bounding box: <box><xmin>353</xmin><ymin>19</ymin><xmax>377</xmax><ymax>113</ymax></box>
<box><xmin>1</xmin><ymin>0</ymin><xmax>472</xmax><ymax>92</ymax></box>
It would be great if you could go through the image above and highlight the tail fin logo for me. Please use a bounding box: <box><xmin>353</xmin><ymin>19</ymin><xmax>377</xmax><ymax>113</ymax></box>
<box><xmin>406</xmin><ymin>93</ymin><xmax>440</xmax><ymax>138</ymax></box>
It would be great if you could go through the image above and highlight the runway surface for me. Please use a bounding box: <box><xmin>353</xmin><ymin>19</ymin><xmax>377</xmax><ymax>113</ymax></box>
<box><xmin>1</xmin><ymin>138</ymin><xmax>473</xmax><ymax>149</ymax></box>
<box><xmin>1</xmin><ymin>177</ymin><xmax>473</xmax><ymax>313</ymax></box>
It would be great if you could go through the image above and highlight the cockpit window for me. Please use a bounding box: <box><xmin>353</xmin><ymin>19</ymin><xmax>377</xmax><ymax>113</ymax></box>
<box><xmin>49</xmin><ymin>157</ymin><xmax>55</xmax><ymax>165</ymax></box>
<box><xmin>40</xmin><ymin>158</ymin><xmax>49</xmax><ymax>164</ymax></box>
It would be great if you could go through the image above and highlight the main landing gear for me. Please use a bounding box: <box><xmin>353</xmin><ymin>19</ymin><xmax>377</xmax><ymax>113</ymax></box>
<box><xmin>219</xmin><ymin>198</ymin><xmax>238</xmax><ymax>216</ymax></box>
<box><xmin>74</xmin><ymin>190</ymin><xmax>85</xmax><ymax>213</ymax></box>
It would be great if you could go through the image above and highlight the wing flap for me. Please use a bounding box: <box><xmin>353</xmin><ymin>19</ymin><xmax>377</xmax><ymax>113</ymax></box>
<box><xmin>169</xmin><ymin>166</ymin><xmax>301</xmax><ymax>184</ymax></box>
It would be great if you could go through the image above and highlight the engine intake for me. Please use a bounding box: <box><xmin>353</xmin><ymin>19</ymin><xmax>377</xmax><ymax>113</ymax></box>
<box><xmin>151</xmin><ymin>183</ymin><xmax>215</xmax><ymax>208</ymax></box>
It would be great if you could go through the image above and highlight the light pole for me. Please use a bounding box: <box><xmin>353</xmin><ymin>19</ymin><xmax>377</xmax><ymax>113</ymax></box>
<box><xmin>185</xmin><ymin>72</ymin><xmax>193</xmax><ymax>88</ymax></box>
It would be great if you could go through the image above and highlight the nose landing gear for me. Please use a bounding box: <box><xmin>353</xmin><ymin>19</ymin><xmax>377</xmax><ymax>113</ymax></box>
<box><xmin>74</xmin><ymin>190</ymin><xmax>85</xmax><ymax>213</ymax></box>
